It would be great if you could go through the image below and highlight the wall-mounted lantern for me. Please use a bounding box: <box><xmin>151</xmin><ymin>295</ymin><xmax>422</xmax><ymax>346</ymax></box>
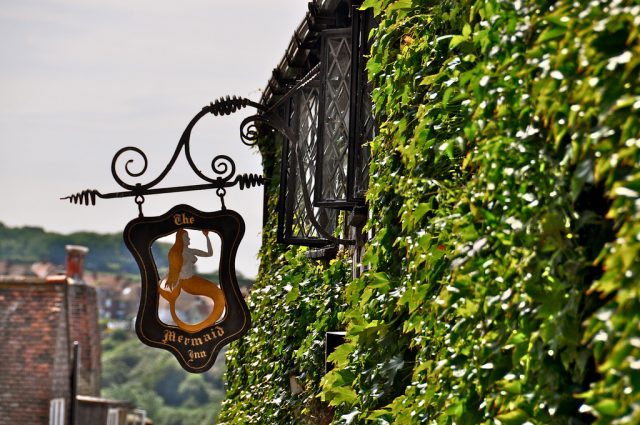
<box><xmin>258</xmin><ymin>1</ymin><xmax>376</xmax><ymax>249</ymax></box>
<box><xmin>276</xmin><ymin>77</ymin><xmax>339</xmax><ymax>247</ymax></box>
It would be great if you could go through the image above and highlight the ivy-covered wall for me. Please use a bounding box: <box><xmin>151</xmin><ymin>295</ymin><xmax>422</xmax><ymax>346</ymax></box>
<box><xmin>219</xmin><ymin>0</ymin><xmax>640</xmax><ymax>423</ymax></box>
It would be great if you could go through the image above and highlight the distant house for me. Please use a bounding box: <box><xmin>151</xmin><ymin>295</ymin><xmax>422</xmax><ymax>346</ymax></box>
<box><xmin>92</xmin><ymin>274</ymin><xmax>140</xmax><ymax>322</ymax></box>
<box><xmin>0</xmin><ymin>246</ymin><xmax>149</xmax><ymax>425</ymax></box>
<box><xmin>0</xmin><ymin>259</ymin><xmax>32</xmax><ymax>277</ymax></box>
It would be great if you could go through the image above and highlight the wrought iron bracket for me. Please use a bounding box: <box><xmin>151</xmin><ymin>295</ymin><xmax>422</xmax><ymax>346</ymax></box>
<box><xmin>62</xmin><ymin>96</ymin><xmax>266</xmax><ymax>210</ymax></box>
<box><xmin>62</xmin><ymin>90</ymin><xmax>355</xmax><ymax>246</ymax></box>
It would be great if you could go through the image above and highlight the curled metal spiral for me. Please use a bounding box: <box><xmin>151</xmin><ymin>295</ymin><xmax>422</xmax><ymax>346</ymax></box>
<box><xmin>206</xmin><ymin>96</ymin><xmax>262</xmax><ymax>116</ymax></box>
<box><xmin>111</xmin><ymin>147</ymin><xmax>149</xmax><ymax>190</ymax></box>
<box><xmin>61</xmin><ymin>189</ymin><xmax>102</xmax><ymax>206</ymax></box>
<box><xmin>240</xmin><ymin>115</ymin><xmax>260</xmax><ymax>146</ymax></box>
<box><xmin>236</xmin><ymin>173</ymin><xmax>265</xmax><ymax>190</ymax></box>
<box><xmin>240</xmin><ymin>114</ymin><xmax>292</xmax><ymax>147</ymax></box>
<box><xmin>210</xmin><ymin>155</ymin><xmax>236</xmax><ymax>181</ymax></box>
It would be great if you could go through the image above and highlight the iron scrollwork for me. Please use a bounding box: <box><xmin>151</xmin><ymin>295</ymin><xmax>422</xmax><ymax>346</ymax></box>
<box><xmin>62</xmin><ymin>90</ymin><xmax>354</xmax><ymax>246</ymax></box>
<box><xmin>62</xmin><ymin>96</ymin><xmax>265</xmax><ymax>209</ymax></box>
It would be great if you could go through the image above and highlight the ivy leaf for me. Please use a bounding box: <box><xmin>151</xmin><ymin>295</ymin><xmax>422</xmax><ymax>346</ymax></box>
<box><xmin>366</xmin><ymin>408</ymin><xmax>393</xmax><ymax>422</ymax></box>
<box><xmin>445</xmin><ymin>401</ymin><xmax>464</xmax><ymax>417</ymax></box>
<box><xmin>547</xmin><ymin>15</ymin><xmax>570</xmax><ymax>28</ymax></box>
<box><xmin>367</xmin><ymin>59</ymin><xmax>383</xmax><ymax>75</ymax></box>
<box><xmin>593</xmin><ymin>399</ymin><xmax>620</xmax><ymax>417</ymax></box>
<box><xmin>387</xmin><ymin>0</ymin><xmax>412</xmax><ymax>11</ymax></box>
<box><xmin>495</xmin><ymin>409</ymin><xmax>529</xmax><ymax>424</ymax></box>
<box><xmin>463</xmin><ymin>23</ymin><xmax>472</xmax><ymax>38</ymax></box>
<box><xmin>369</xmin><ymin>272</ymin><xmax>391</xmax><ymax>288</ymax></box>
<box><xmin>420</xmin><ymin>74</ymin><xmax>439</xmax><ymax>86</ymax></box>
<box><xmin>361</xmin><ymin>0</ymin><xmax>382</xmax><ymax>14</ymax></box>
<box><xmin>450</xmin><ymin>35</ymin><xmax>468</xmax><ymax>49</ymax></box>
<box><xmin>458</xmin><ymin>299</ymin><xmax>478</xmax><ymax>317</ymax></box>
<box><xmin>327</xmin><ymin>343</ymin><xmax>354</xmax><ymax>368</ymax></box>
<box><xmin>501</xmin><ymin>380</ymin><xmax>522</xmax><ymax>395</ymax></box>
<box><xmin>414</xmin><ymin>202</ymin><xmax>431</xmax><ymax>222</ymax></box>
<box><xmin>327</xmin><ymin>386</ymin><xmax>358</xmax><ymax>405</ymax></box>
<box><xmin>442</xmin><ymin>87</ymin><xmax>454</xmax><ymax>108</ymax></box>
<box><xmin>537</xmin><ymin>27</ymin><xmax>565</xmax><ymax>43</ymax></box>
<box><xmin>285</xmin><ymin>285</ymin><xmax>299</xmax><ymax>303</ymax></box>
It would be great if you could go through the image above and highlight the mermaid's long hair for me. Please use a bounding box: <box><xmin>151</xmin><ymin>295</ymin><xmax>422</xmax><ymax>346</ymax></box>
<box><xmin>166</xmin><ymin>229</ymin><xmax>186</xmax><ymax>289</ymax></box>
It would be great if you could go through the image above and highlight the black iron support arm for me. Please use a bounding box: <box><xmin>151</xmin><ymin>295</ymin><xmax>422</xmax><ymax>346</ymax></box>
<box><xmin>61</xmin><ymin>91</ymin><xmax>354</xmax><ymax>246</ymax></box>
<box><xmin>62</xmin><ymin>174</ymin><xmax>265</xmax><ymax>206</ymax></box>
<box><xmin>62</xmin><ymin>96</ymin><xmax>265</xmax><ymax>206</ymax></box>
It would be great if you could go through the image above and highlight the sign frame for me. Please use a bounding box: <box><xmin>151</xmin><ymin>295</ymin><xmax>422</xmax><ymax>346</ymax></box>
<box><xmin>124</xmin><ymin>204</ymin><xmax>250</xmax><ymax>372</ymax></box>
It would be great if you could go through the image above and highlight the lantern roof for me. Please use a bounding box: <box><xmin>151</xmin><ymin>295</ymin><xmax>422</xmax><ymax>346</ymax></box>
<box><xmin>261</xmin><ymin>0</ymin><xmax>353</xmax><ymax>107</ymax></box>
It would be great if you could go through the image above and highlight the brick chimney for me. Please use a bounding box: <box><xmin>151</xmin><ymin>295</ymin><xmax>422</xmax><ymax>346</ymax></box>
<box><xmin>64</xmin><ymin>244</ymin><xmax>101</xmax><ymax>396</ymax></box>
<box><xmin>65</xmin><ymin>245</ymin><xmax>89</xmax><ymax>282</ymax></box>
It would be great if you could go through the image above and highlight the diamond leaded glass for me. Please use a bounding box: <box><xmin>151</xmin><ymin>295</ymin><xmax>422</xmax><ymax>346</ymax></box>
<box><xmin>317</xmin><ymin>30</ymin><xmax>352</xmax><ymax>207</ymax></box>
<box><xmin>278</xmin><ymin>82</ymin><xmax>337</xmax><ymax>245</ymax></box>
<box><xmin>353</xmin><ymin>85</ymin><xmax>373</xmax><ymax>200</ymax></box>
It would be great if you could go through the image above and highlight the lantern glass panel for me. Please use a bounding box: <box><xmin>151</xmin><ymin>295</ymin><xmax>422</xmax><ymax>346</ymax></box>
<box><xmin>277</xmin><ymin>82</ymin><xmax>337</xmax><ymax>246</ymax></box>
<box><xmin>350</xmin><ymin>9</ymin><xmax>375</xmax><ymax>202</ymax></box>
<box><xmin>316</xmin><ymin>29</ymin><xmax>352</xmax><ymax>208</ymax></box>
<box><xmin>352</xmin><ymin>87</ymin><xmax>373</xmax><ymax>200</ymax></box>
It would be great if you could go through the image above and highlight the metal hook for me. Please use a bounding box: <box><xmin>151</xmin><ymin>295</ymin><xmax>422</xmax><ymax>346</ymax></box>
<box><xmin>216</xmin><ymin>188</ymin><xmax>227</xmax><ymax>211</ymax></box>
<box><xmin>135</xmin><ymin>195</ymin><xmax>145</xmax><ymax>217</ymax></box>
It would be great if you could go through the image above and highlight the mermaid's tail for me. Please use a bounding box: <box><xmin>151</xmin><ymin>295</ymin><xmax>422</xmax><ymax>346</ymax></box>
<box><xmin>158</xmin><ymin>280</ymin><xmax>181</xmax><ymax>303</ymax></box>
<box><xmin>158</xmin><ymin>276</ymin><xmax>225</xmax><ymax>333</ymax></box>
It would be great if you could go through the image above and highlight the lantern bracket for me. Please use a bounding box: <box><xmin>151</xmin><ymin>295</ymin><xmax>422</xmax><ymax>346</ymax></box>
<box><xmin>240</xmin><ymin>67</ymin><xmax>356</xmax><ymax>246</ymax></box>
<box><xmin>62</xmin><ymin>90</ymin><xmax>354</xmax><ymax>246</ymax></box>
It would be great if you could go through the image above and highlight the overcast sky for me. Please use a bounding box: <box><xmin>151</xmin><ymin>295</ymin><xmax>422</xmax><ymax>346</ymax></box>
<box><xmin>0</xmin><ymin>0</ymin><xmax>308</xmax><ymax>276</ymax></box>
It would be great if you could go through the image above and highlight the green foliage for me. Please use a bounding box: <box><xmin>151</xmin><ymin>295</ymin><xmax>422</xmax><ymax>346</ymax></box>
<box><xmin>321</xmin><ymin>0</ymin><xmax>640</xmax><ymax>423</ymax></box>
<box><xmin>0</xmin><ymin>222</ymin><xmax>169</xmax><ymax>274</ymax></box>
<box><xmin>101</xmin><ymin>328</ymin><xmax>224</xmax><ymax>425</ymax></box>
<box><xmin>221</xmin><ymin>0</ymin><xmax>640</xmax><ymax>424</ymax></box>
<box><xmin>218</xmin><ymin>245</ymin><xmax>350</xmax><ymax>423</ymax></box>
<box><xmin>217</xmin><ymin>134</ymin><xmax>351</xmax><ymax>424</ymax></box>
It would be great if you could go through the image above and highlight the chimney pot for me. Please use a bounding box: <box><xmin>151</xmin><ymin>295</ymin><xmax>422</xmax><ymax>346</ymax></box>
<box><xmin>66</xmin><ymin>245</ymin><xmax>89</xmax><ymax>282</ymax></box>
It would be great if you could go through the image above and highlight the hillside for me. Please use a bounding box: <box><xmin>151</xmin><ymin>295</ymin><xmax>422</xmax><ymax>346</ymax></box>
<box><xmin>0</xmin><ymin>221</ymin><xmax>169</xmax><ymax>274</ymax></box>
<box><xmin>0</xmin><ymin>222</ymin><xmax>254</xmax><ymax>287</ymax></box>
<box><xmin>102</xmin><ymin>326</ymin><xmax>225</xmax><ymax>425</ymax></box>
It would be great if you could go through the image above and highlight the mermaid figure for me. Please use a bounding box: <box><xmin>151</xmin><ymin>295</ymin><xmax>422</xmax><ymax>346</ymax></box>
<box><xmin>159</xmin><ymin>229</ymin><xmax>225</xmax><ymax>332</ymax></box>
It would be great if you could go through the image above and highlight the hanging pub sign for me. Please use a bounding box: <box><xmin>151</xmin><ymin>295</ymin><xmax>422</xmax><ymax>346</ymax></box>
<box><xmin>124</xmin><ymin>205</ymin><xmax>248</xmax><ymax>371</ymax></box>
<box><xmin>62</xmin><ymin>96</ymin><xmax>265</xmax><ymax>372</ymax></box>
